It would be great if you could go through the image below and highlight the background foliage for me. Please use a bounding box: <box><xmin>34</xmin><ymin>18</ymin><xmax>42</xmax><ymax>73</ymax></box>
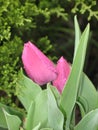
<box><xmin>0</xmin><ymin>0</ymin><xmax>98</xmax><ymax>107</ymax></box>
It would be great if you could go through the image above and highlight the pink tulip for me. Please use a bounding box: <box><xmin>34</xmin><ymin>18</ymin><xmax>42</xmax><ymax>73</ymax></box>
<box><xmin>52</xmin><ymin>56</ymin><xmax>70</xmax><ymax>93</ymax></box>
<box><xmin>22</xmin><ymin>41</ymin><xmax>57</xmax><ymax>85</ymax></box>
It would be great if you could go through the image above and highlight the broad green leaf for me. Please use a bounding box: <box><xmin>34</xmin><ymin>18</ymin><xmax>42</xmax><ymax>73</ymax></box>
<box><xmin>48</xmin><ymin>84</ymin><xmax>61</xmax><ymax>106</ymax></box>
<box><xmin>73</xmin><ymin>15</ymin><xmax>81</xmax><ymax>60</ymax></box>
<box><xmin>47</xmin><ymin>86</ymin><xmax>64</xmax><ymax>130</ymax></box>
<box><xmin>74</xmin><ymin>16</ymin><xmax>98</xmax><ymax>114</ymax></box>
<box><xmin>25</xmin><ymin>86</ymin><xmax>63</xmax><ymax>130</ymax></box>
<box><xmin>4</xmin><ymin>110</ymin><xmax>21</xmax><ymax>130</ymax></box>
<box><xmin>25</xmin><ymin>90</ymin><xmax>48</xmax><ymax>129</ymax></box>
<box><xmin>79</xmin><ymin>73</ymin><xmax>98</xmax><ymax>112</ymax></box>
<box><xmin>0</xmin><ymin>103</ymin><xmax>23</xmax><ymax>129</ymax></box>
<box><xmin>0</xmin><ymin>107</ymin><xmax>7</xmax><ymax>129</ymax></box>
<box><xmin>25</xmin><ymin>101</ymin><xmax>35</xmax><ymax>130</ymax></box>
<box><xmin>60</xmin><ymin>24</ymin><xmax>90</xmax><ymax>130</ymax></box>
<box><xmin>71</xmin><ymin>16</ymin><xmax>81</xmax><ymax>127</ymax></box>
<box><xmin>74</xmin><ymin>109</ymin><xmax>98</xmax><ymax>130</ymax></box>
<box><xmin>16</xmin><ymin>70</ymin><xmax>42</xmax><ymax>111</ymax></box>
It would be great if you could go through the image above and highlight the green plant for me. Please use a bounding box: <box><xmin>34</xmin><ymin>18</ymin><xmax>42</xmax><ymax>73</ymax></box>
<box><xmin>0</xmin><ymin>36</ymin><xmax>23</xmax><ymax>106</ymax></box>
<box><xmin>0</xmin><ymin>16</ymin><xmax>98</xmax><ymax>130</ymax></box>
<box><xmin>0</xmin><ymin>0</ymin><xmax>98</xmax><ymax>108</ymax></box>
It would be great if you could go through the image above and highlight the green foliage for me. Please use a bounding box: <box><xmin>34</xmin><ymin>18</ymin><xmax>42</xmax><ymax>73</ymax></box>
<box><xmin>0</xmin><ymin>103</ymin><xmax>24</xmax><ymax>129</ymax></box>
<box><xmin>16</xmin><ymin>70</ymin><xmax>41</xmax><ymax>111</ymax></box>
<box><xmin>16</xmin><ymin>71</ymin><xmax>64</xmax><ymax>130</ymax></box>
<box><xmin>0</xmin><ymin>36</ymin><xmax>23</xmax><ymax>106</ymax></box>
<box><xmin>72</xmin><ymin>0</ymin><xmax>98</xmax><ymax>20</ymax></box>
<box><xmin>0</xmin><ymin>18</ymin><xmax>98</xmax><ymax>130</ymax></box>
<box><xmin>0</xmin><ymin>0</ymin><xmax>98</xmax><ymax>108</ymax></box>
<box><xmin>60</xmin><ymin>22</ymin><xmax>90</xmax><ymax>130</ymax></box>
<box><xmin>74</xmin><ymin>109</ymin><xmax>98</xmax><ymax>130</ymax></box>
<box><xmin>3</xmin><ymin>110</ymin><xmax>21</xmax><ymax>130</ymax></box>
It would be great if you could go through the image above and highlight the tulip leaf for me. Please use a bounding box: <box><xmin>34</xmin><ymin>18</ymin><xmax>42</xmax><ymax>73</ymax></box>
<box><xmin>47</xmin><ymin>84</ymin><xmax>61</xmax><ymax>106</ymax></box>
<box><xmin>3</xmin><ymin>110</ymin><xmax>21</xmax><ymax>130</ymax></box>
<box><xmin>73</xmin><ymin>15</ymin><xmax>81</xmax><ymax>60</ymax></box>
<box><xmin>25</xmin><ymin>90</ymin><xmax>48</xmax><ymax>129</ymax></box>
<box><xmin>47</xmin><ymin>85</ymin><xmax>64</xmax><ymax>130</ymax></box>
<box><xmin>16</xmin><ymin>70</ymin><xmax>42</xmax><ymax>111</ymax></box>
<box><xmin>74</xmin><ymin>16</ymin><xmax>98</xmax><ymax>113</ymax></box>
<box><xmin>60</xmin><ymin>23</ymin><xmax>90</xmax><ymax>130</ymax></box>
<box><xmin>79</xmin><ymin>73</ymin><xmax>98</xmax><ymax>112</ymax></box>
<box><xmin>74</xmin><ymin>109</ymin><xmax>98</xmax><ymax>130</ymax></box>
<box><xmin>0</xmin><ymin>103</ymin><xmax>23</xmax><ymax>129</ymax></box>
<box><xmin>25</xmin><ymin>86</ymin><xmax>64</xmax><ymax>130</ymax></box>
<box><xmin>25</xmin><ymin>101</ymin><xmax>35</xmax><ymax>130</ymax></box>
<box><xmin>0</xmin><ymin>107</ymin><xmax>7</xmax><ymax>129</ymax></box>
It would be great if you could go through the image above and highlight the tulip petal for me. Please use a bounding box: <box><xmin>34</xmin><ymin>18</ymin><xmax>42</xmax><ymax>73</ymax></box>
<box><xmin>22</xmin><ymin>41</ymin><xmax>57</xmax><ymax>85</ymax></box>
<box><xmin>53</xmin><ymin>56</ymin><xmax>70</xmax><ymax>93</ymax></box>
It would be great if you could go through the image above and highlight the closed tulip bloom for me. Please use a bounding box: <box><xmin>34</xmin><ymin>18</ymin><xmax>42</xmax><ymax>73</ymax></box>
<box><xmin>52</xmin><ymin>56</ymin><xmax>70</xmax><ymax>93</ymax></box>
<box><xmin>22</xmin><ymin>41</ymin><xmax>57</xmax><ymax>85</ymax></box>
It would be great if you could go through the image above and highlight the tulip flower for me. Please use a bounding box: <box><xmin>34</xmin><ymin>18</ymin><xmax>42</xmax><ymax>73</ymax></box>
<box><xmin>52</xmin><ymin>56</ymin><xmax>70</xmax><ymax>93</ymax></box>
<box><xmin>22</xmin><ymin>41</ymin><xmax>57</xmax><ymax>85</ymax></box>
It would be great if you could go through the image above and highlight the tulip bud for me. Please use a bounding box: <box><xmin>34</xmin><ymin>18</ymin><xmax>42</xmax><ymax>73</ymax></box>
<box><xmin>22</xmin><ymin>41</ymin><xmax>57</xmax><ymax>85</ymax></box>
<box><xmin>52</xmin><ymin>56</ymin><xmax>70</xmax><ymax>93</ymax></box>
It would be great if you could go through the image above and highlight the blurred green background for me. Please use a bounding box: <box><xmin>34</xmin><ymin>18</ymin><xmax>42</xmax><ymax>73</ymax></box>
<box><xmin>0</xmin><ymin>0</ymin><xmax>98</xmax><ymax>107</ymax></box>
